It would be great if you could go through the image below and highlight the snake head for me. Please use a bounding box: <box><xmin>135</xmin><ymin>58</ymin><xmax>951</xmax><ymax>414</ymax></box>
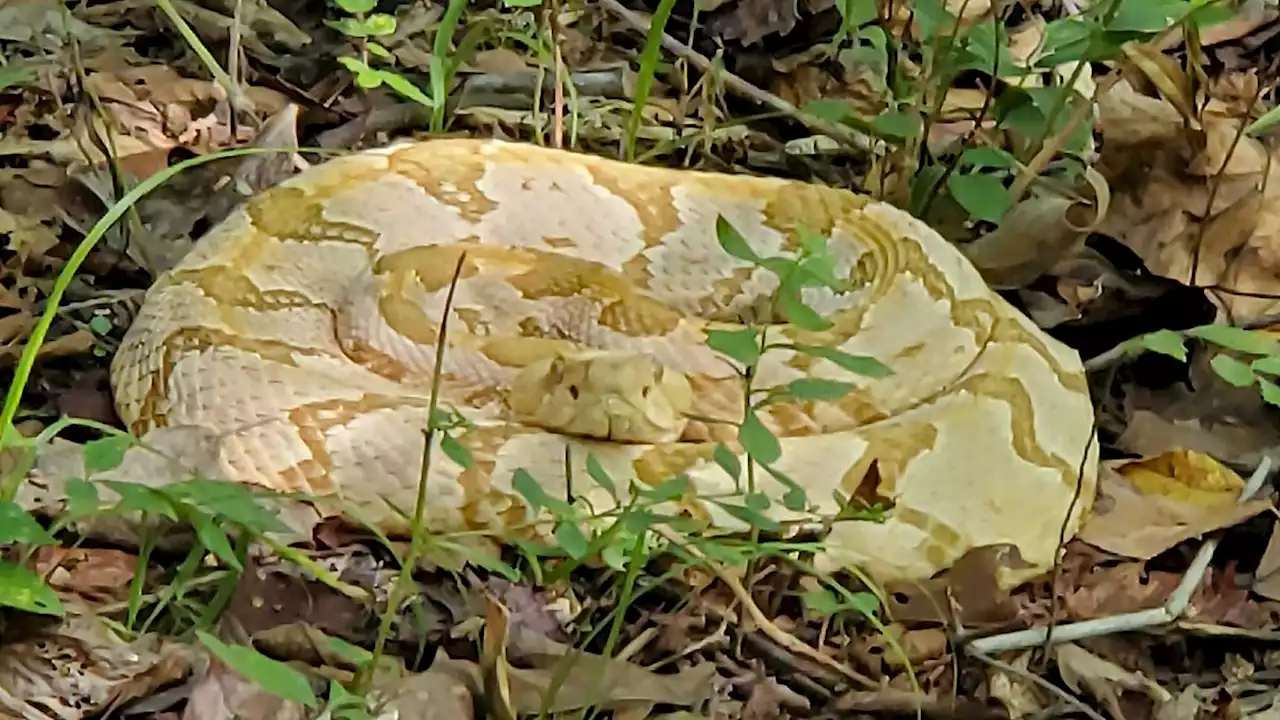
<box><xmin>507</xmin><ymin>350</ymin><xmax>693</xmax><ymax>444</ymax></box>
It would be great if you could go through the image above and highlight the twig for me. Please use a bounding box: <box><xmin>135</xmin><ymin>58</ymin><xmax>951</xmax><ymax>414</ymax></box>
<box><xmin>650</xmin><ymin>525</ymin><xmax>880</xmax><ymax>689</ymax></box>
<box><xmin>597</xmin><ymin>0</ymin><xmax>877</xmax><ymax>151</ymax></box>
<box><xmin>962</xmin><ymin>457</ymin><xmax>1273</xmax><ymax>655</ymax></box>
<box><xmin>968</xmin><ymin>649</ymin><xmax>1110</xmax><ymax>720</ymax></box>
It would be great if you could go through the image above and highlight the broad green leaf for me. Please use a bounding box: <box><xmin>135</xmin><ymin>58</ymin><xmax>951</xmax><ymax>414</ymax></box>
<box><xmin>363</xmin><ymin>12</ymin><xmax>397</xmax><ymax>35</ymax></box>
<box><xmin>65</xmin><ymin>479</ymin><xmax>101</xmax><ymax>519</ymax></box>
<box><xmin>378</xmin><ymin>70</ymin><xmax>435</xmax><ymax>108</ymax></box>
<box><xmin>783</xmin><ymin>378</ymin><xmax>855</xmax><ymax>401</ymax></box>
<box><xmin>0</xmin><ymin>561</ymin><xmax>63</xmax><ymax>615</ymax></box>
<box><xmin>836</xmin><ymin>0</ymin><xmax>878</xmax><ymax>27</ymax></box>
<box><xmin>706</xmin><ymin>327</ymin><xmax>762</xmax><ymax>366</ymax></box>
<box><xmin>1189</xmin><ymin>324</ymin><xmax>1279</xmax><ymax>355</ymax></box>
<box><xmin>503</xmin><ymin>0</ymin><xmax>544</xmax><ymax>6</ymax></box>
<box><xmin>459</xmin><ymin>546</ymin><xmax>521</xmax><ymax>581</ymax></box>
<box><xmin>0</xmin><ymin>502</ymin><xmax>54</xmax><ymax>545</ymax></box>
<box><xmin>1210</xmin><ymin>353</ymin><xmax>1256</xmax><ymax>387</ymax></box>
<box><xmin>554</xmin><ymin>521</ymin><xmax>590</xmax><ymax>560</ymax></box>
<box><xmin>913</xmin><ymin>0</ymin><xmax>953</xmax><ymax>41</ymax></box>
<box><xmin>1253</xmin><ymin>355</ymin><xmax>1280</xmax><ymax>375</ymax></box>
<box><xmin>104</xmin><ymin>481</ymin><xmax>178</xmax><ymax>520</ymax></box>
<box><xmin>744</xmin><ymin>491</ymin><xmax>771</xmax><ymax>512</ymax></box>
<box><xmin>761</xmin><ymin>464</ymin><xmax>808</xmax><ymax>512</ymax></box>
<box><xmin>585</xmin><ymin>454</ymin><xmax>618</xmax><ymax>499</ymax></box>
<box><xmin>1247</xmin><ymin>104</ymin><xmax>1280</xmax><ymax>137</ymax></box>
<box><xmin>193</xmin><ymin>515</ymin><xmax>243</xmax><ymax>571</ymax></box>
<box><xmin>960</xmin><ymin>146</ymin><xmax>1017</xmax><ymax>169</ymax></box>
<box><xmin>1107</xmin><ymin>0</ymin><xmax>1191</xmax><ymax>33</ymax></box>
<box><xmin>802</xmin><ymin>588</ymin><xmax>842</xmax><ymax>617</ymax></box>
<box><xmin>197</xmin><ymin>631</ymin><xmax>318</xmax><ymax>707</ymax></box>
<box><xmin>803</xmin><ymin>98</ymin><xmax>856</xmax><ymax>124</ymax></box>
<box><xmin>643</xmin><ymin>475</ymin><xmax>690</xmax><ymax>502</ymax></box>
<box><xmin>441</xmin><ymin>434</ymin><xmax>473</xmax><ymax>469</ymax></box>
<box><xmin>715</xmin><ymin>501</ymin><xmax>783</xmax><ymax>532</ymax></box>
<box><xmin>791</xmin><ymin>344</ymin><xmax>893</xmax><ymax>377</ymax></box>
<box><xmin>871</xmin><ymin>111</ymin><xmax>922</xmax><ymax>141</ymax></box>
<box><xmin>739</xmin><ymin>410</ymin><xmax>781</xmax><ymax>465</ymax></box>
<box><xmin>715</xmin><ymin>215</ymin><xmax>762</xmax><ymax>263</ymax></box>
<box><xmin>512</xmin><ymin>469</ymin><xmax>575</xmax><ymax>518</ymax></box>
<box><xmin>848</xmin><ymin>591</ymin><xmax>882</xmax><ymax>618</ymax></box>
<box><xmin>1261</xmin><ymin>378</ymin><xmax>1280</xmax><ymax>408</ymax></box>
<box><xmin>165</xmin><ymin>480</ymin><xmax>289</xmax><ymax>534</ymax></box>
<box><xmin>89</xmin><ymin>315</ymin><xmax>112</xmax><ymax>335</ymax></box>
<box><xmin>83</xmin><ymin>434</ymin><xmax>135</xmax><ymax>474</ymax></box>
<box><xmin>948</xmin><ymin>173</ymin><xmax>1012</xmax><ymax>223</ymax></box>
<box><xmin>1140</xmin><ymin>329</ymin><xmax>1188</xmax><ymax>361</ymax></box>
<box><xmin>336</xmin><ymin>0</ymin><xmax>376</xmax><ymax>13</ymax></box>
<box><xmin>712</xmin><ymin>443</ymin><xmax>741</xmax><ymax>483</ymax></box>
<box><xmin>780</xmin><ymin>293</ymin><xmax>831</xmax><ymax>331</ymax></box>
<box><xmin>366</xmin><ymin>41</ymin><xmax>393</xmax><ymax>60</ymax></box>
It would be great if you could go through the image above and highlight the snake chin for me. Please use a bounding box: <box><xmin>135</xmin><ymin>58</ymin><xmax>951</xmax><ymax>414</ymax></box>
<box><xmin>506</xmin><ymin>349</ymin><xmax>694</xmax><ymax>444</ymax></box>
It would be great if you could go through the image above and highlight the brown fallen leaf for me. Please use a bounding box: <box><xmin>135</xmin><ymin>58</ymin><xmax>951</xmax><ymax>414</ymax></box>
<box><xmin>32</xmin><ymin>546</ymin><xmax>138</xmax><ymax>605</ymax></box>
<box><xmin>1077</xmin><ymin>450</ymin><xmax>1272</xmax><ymax>560</ymax></box>
<box><xmin>370</xmin><ymin>667</ymin><xmax>476</xmax><ymax>720</ymax></box>
<box><xmin>183</xmin><ymin>656</ymin><xmax>309</xmax><ymax>720</ymax></box>
<box><xmin>0</xmin><ymin>606</ymin><xmax>194</xmax><ymax>719</ymax></box>
<box><xmin>1055</xmin><ymin>643</ymin><xmax>1172</xmax><ymax>720</ymax></box>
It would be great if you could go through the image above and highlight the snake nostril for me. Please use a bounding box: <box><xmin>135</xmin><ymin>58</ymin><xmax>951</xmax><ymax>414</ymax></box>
<box><xmin>568</xmin><ymin>384</ymin><xmax>579</xmax><ymax>399</ymax></box>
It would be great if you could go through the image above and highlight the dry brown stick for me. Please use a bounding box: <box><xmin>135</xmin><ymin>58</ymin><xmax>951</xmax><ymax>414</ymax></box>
<box><xmin>651</xmin><ymin>525</ymin><xmax>880</xmax><ymax>690</ymax></box>
<box><xmin>596</xmin><ymin>0</ymin><xmax>875</xmax><ymax>151</ymax></box>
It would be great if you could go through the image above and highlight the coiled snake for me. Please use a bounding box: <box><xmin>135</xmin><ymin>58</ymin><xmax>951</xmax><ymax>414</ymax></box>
<box><xmin>109</xmin><ymin>138</ymin><xmax>1099</xmax><ymax>585</ymax></box>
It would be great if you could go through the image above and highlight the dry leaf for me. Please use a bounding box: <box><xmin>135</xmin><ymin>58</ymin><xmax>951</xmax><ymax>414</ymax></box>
<box><xmin>1055</xmin><ymin>643</ymin><xmax>1172</xmax><ymax>720</ymax></box>
<box><xmin>1078</xmin><ymin>450</ymin><xmax>1271</xmax><ymax>559</ymax></box>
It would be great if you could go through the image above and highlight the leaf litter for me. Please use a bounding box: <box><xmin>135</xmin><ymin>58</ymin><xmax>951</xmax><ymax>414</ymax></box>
<box><xmin>7</xmin><ymin>0</ymin><xmax>1280</xmax><ymax>718</ymax></box>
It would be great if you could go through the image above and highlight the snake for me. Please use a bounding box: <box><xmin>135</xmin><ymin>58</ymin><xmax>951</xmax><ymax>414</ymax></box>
<box><xmin>108</xmin><ymin>138</ymin><xmax>1099</xmax><ymax>587</ymax></box>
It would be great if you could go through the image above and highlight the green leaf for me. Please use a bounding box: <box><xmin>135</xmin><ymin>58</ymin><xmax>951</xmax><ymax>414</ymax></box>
<box><xmin>193</xmin><ymin>515</ymin><xmax>243</xmax><ymax>571</ymax></box>
<box><xmin>802</xmin><ymin>588</ymin><xmax>841</xmax><ymax>617</ymax></box>
<box><xmin>363</xmin><ymin>12</ymin><xmax>397</xmax><ymax>35</ymax></box>
<box><xmin>739</xmin><ymin>410</ymin><xmax>781</xmax><ymax>465</ymax></box>
<box><xmin>366</xmin><ymin>41</ymin><xmax>394</xmax><ymax>60</ymax></box>
<box><xmin>441</xmin><ymin>434</ymin><xmax>473</xmax><ymax>469</ymax></box>
<box><xmin>712</xmin><ymin>443</ymin><xmax>741</xmax><ymax>483</ymax></box>
<box><xmin>554</xmin><ymin>521</ymin><xmax>590</xmax><ymax>560</ymax></box>
<box><xmin>197</xmin><ymin>631</ymin><xmax>318</xmax><ymax>707</ymax></box>
<box><xmin>83</xmin><ymin>434</ymin><xmax>135</xmax><ymax>474</ymax></box>
<box><xmin>512</xmin><ymin>468</ymin><xmax>552</xmax><ymax>513</ymax></box>
<box><xmin>502</xmin><ymin>0</ymin><xmax>544</xmax><ymax>6</ymax></box>
<box><xmin>912</xmin><ymin>0</ymin><xmax>953</xmax><ymax>41</ymax></box>
<box><xmin>1253</xmin><ymin>355</ymin><xmax>1280</xmax><ymax>375</ymax></box>
<box><xmin>1106</xmin><ymin>0</ymin><xmax>1190</xmax><ymax>33</ymax></box>
<box><xmin>836</xmin><ymin>0</ymin><xmax>878</xmax><ymax>27</ymax></box>
<box><xmin>1260</xmin><ymin>378</ymin><xmax>1280</xmax><ymax>408</ymax></box>
<box><xmin>1210</xmin><ymin>353</ymin><xmax>1256</xmax><ymax>387</ymax></box>
<box><xmin>715</xmin><ymin>215</ymin><xmax>762</xmax><ymax>264</ymax></box>
<box><xmin>65</xmin><ymin>479</ymin><xmax>101</xmax><ymax>519</ymax></box>
<box><xmin>715</xmin><ymin>501</ymin><xmax>782</xmax><ymax>532</ymax></box>
<box><xmin>377</xmin><ymin>70</ymin><xmax>435</xmax><ymax>108</ymax></box>
<box><xmin>585</xmin><ymin>454</ymin><xmax>618</xmax><ymax>499</ymax></box>
<box><xmin>871</xmin><ymin>111</ymin><xmax>922</xmax><ymax>141</ymax></box>
<box><xmin>706</xmin><ymin>327</ymin><xmax>762</xmax><ymax>366</ymax></box>
<box><xmin>336</xmin><ymin>0</ymin><xmax>377</xmax><ymax>13</ymax></box>
<box><xmin>0</xmin><ymin>561</ymin><xmax>63</xmax><ymax>615</ymax></box>
<box><xmin>959</xmin><ymin>146</ymin><xmax>1017</xmax><ymax>169</ymax></box>
<box><xmin>803</xmin><ymin>98</ymin><xmax>856</xmax><ymax>124</ymax></box>
<box><xmin>165</xmin><ymin>480</ymin><xmax>290</xmax><ymax>534</ymax></box>
<box><xmin>780</xmin><ymin>293</ymin><xmax>831</xmax><ymax>331</ymax></box>
<box><xmin>790</xmin><ymin>344</ymin><xmax>893</xmax><ymax>377</ymax></box>
<box><xmin>782</xmin><ymin>378</ymin><xmax>855</xmax><ymax>401</ymax></box>
<box><xmin>642</xmin><ymin>475</ymin><xmax>690</xmax><ymax>502</ymax></box>
<box><xmin>104</xmin><ymin>481</ymin><xmax>179</xmax><ymax>520</ymax></box>
<box><xmin>89</xmin><ymin>314</ymin><xmax>112</xmax><ymax>335</ymax></box>
<box><xmin>1189</xmin><ymin>325</ymin><xmax>1279</xmax><ymax>355</ymax></box>
<box><xmin>0</xmin><ymin>502</ymin><xmax>55</xmax><ymax>545</ymax></box>
<box><xmin>848</xmin><ymin>591</ymin><xmax>882</xmax><ymax>618</ymax></box>
<box><xmin>1139</xmin><ymin>329</ymin><xmax>1188</xmax><ymax>361</ymax></box>
<box><xmin>744</xmin><ymin>491</ymin><xmax>771</xmax><ymax>512</ymax></box>
<box><xmin>948</xmin><ymin>173</ymin><xmax>1012</xmax><ymax>223</ymax></box>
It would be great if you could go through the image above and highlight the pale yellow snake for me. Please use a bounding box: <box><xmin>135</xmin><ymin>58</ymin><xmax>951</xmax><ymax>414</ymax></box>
<box><xmin>109</xmin><ymin>138</ymin><xmax>1099</xmax><ymax>586</ymax></box>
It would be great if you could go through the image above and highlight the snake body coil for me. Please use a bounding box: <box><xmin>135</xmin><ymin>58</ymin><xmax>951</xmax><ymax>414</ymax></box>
<box><xmin>110</xmin><ymin>138</ymin><xmax>1098</xmax><ymax>585</ymax></box>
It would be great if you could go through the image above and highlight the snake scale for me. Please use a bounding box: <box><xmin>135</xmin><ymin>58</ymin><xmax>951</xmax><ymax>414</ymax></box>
<box><xmin>109</xmin><ymin>138</ymin><xmax>1099</xmax><ymax>586</ymax></box>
